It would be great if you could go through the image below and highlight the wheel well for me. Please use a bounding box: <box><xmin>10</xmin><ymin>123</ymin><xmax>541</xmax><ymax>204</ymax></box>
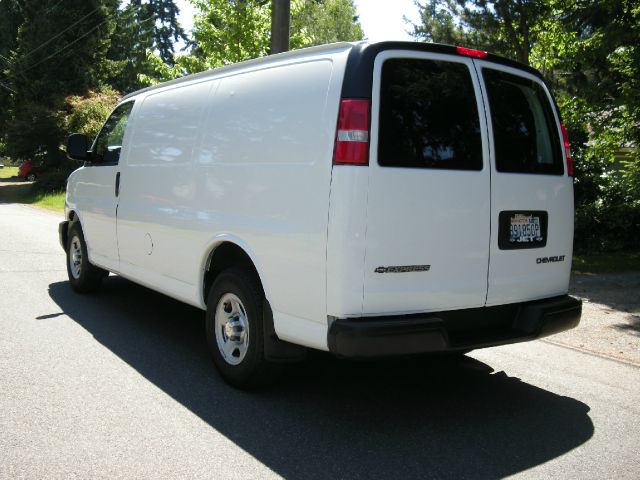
<box><xmin>203</xmin><ymin>242</ymin><xmax>261</xmax><ymax>305</ymax></box>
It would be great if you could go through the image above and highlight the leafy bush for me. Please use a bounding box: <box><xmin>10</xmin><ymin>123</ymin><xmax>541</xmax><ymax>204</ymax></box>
<box><xmin>575</xmin><ymin>199</ymin><xmax>640</xmax><ymax>252</ymax></box>
<box><xmin>33</xmin><ymin>166</ymin><xmax>75</xmax><ymax>194</ymax></box>
<box><xmin>65</xmin><ymin>87</ymin><xmax>120</xmax><ymax>140</ymax></box>
<box><xmin>573</xmin><ymin>152</ymin><xmax>640</xmax><ymax>253</ymax></box>
<box><xmin>5</xmin><ymin>101</ymin><xmax>64</xmax><ymax>160</ymax></box>
<box><xmin>559</xmin><ymin>95</ymin><xmax>640</xmax><ymax>253</ymax></box>
<box><xmin>18</xmin><ymin>87</ymin><xmax>120</xmax><ymax>194</ymax></box>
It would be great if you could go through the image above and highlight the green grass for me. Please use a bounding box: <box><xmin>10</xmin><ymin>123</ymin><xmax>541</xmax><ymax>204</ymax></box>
<box><xmin>0</xmin><ymin>165</ymin><xmax>19</xmax><ymax>179</ymax></box>
<box><xmin>29</xmin><ymin>190</ymin><xmax>66</xmax><ymax>211</ymax></box>
<box><xmin>573</xmin><ymin>251</ymin><xmax>640</xmax><ymax>274</ymax></box>
<box><xmin>0</xmin><ymin>170</ymin><xmax>65</xmax><ymax>213</ymax></box>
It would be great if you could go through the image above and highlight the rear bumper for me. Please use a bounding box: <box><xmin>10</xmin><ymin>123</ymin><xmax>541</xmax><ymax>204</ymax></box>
<box><xmin>58</xmin><ymin>220</ymin><xmax>69</xmax><ymax>250</ymax></box>
<box><xmin>327</xmin><ymin>295</ymin><xmax>582</xmax><ymax>358</ymax></box>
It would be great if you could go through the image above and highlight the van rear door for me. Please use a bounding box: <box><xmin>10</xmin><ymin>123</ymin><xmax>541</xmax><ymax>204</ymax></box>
<box><xmin>476</xmin><ymin>62</ymin><xmax>574</xmax><ymax>305</ymax></box>
<box><xmin>362</xmin><ymin>51</ymin><xmax>491</xmax><ymax>315</ymax></box>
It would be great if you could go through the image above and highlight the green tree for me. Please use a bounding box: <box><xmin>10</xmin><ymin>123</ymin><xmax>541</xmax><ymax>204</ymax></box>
<box><xmin>549</xmin><ymin>0</ymin><xmax>640</xmax><ymax>251</ymax></box>
<box><xmin>135</xmin><ymin>0</ymin><xmax>187</xmax><ymax>64</ymax></box>
<box><xmin>290</xmin><ymin>0</ymin><xmax>364</xmax><ymax>48</ymax></box>
<box><xmin>5</xmin><ymin>0</ymin><xmax>116</xmax><ymax>159</ymax></box>
<box><xmin>146</xmin><ymin>0</ymin><xmax>364</xmax><ymax>81</ymax></box>
<box><xmin>411</xmin><ymin>0</ymin><xmax>547</xmax><ymax>65</ymax></box>
<box><xmin>104</xmin><ymin>0</ymin><xmax>188</xmax><ymax>93</ymax></box>
<box><xmin>0</xmin><ymin>0</ymin><xmax>23</xmax><ymax>61</ymax></box>
<box><xmin>411</xmin><ymin>0</ymin><xmax>640</xmax><ymax>251</ymax></box>
<box><xmin>0</xmin><ymin>0</ymin><xmax>24</xmax><ymax>140</ymax></box>
<box><xmin>190</xmin><ymin>0</ymin><xmax>272</xmax><ymax>68</ymax></box>
<box><xmin>103</xmin><ymin>3</ymin><xmax>154</xmax><ymax>93</ymax></box>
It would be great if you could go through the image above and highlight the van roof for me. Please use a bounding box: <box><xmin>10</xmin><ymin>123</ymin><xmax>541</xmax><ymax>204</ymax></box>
<box><xmin>121</xmin><ymin>41</ymin><xmax>357</xmax><ymax>101</ymax></box>
<box><xmin>122</xmin><ymin>41</ymin><xmax>543</xmax><ymax>102</ymax></box>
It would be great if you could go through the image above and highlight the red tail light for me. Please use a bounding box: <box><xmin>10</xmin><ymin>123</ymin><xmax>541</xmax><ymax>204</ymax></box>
<box><xmin>333</xmin><ymin>99</ymin><xmax>370</xmax><ymax>165</ymax></box>
<box><xmin>560</xmin><ymin>124</ymin><xmax>574</xmax><ymax>177</ymax></box>
<box><xmin>456</xmin><ymin>46</ymin><xmax>488</xmax><ymax>59</ymax></box>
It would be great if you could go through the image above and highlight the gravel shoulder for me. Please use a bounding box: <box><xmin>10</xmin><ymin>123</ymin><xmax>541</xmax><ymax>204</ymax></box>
<box><xmin>546</xmin><ymin>272</ymin><xmax>640</xmax><ymax>366</ymax></box>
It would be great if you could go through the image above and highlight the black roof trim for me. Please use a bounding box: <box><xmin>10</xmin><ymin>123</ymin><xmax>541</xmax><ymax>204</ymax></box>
<box><xmin>340</xmin><ymin>41</ymin><xmax>544</xmax><ymax>99</ymax></box>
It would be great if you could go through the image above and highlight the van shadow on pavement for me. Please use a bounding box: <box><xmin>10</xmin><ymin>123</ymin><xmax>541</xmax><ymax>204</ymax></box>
<box><xmin>47</xmin><ymin>276</ymin><xmax>594</xmax><ymax>480</ymax></box>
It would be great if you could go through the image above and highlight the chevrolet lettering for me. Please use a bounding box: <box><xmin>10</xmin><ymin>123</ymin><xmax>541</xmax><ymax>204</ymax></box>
<box><xmin>537</xmin><ymin>255</ymin><xmax>566</xmax><ymax>264</ymax></box>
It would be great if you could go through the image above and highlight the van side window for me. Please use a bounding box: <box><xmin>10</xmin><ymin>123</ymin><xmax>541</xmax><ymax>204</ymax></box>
<box><xmin>378</xmin><ymin>58</ymin><xmax>482</xmax><ymax>170</ymax></box>
<box><xmin>483</xmin><ymin>69</ymin><xmax>563</xmax><ymax>175</ymax></box>
<box><xmin>93</xmin><ymin>102</ymin><xmax>134</xmax><ymax>164</ymax></box>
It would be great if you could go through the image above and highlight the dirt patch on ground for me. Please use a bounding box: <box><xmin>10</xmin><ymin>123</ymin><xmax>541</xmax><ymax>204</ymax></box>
<box><xmin>545</xmin><ymin>272</ymin><xmax>640</xmax><ymax>365</ymax></box>
<box><xmin>0</xmin><ymin>176</ymin><xmax>31</xmax><ymax>189</ymax></box>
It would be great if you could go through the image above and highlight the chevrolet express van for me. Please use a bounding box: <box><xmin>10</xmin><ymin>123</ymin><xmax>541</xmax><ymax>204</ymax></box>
<box><xmin>61</xmin><ymin>41</ymin><xmax>582</xmax><ymax>387</ymax></box>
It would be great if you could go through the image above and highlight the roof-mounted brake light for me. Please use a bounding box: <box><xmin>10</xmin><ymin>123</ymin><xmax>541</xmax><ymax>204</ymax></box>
<box><xmin>456</xmin><ymin>46</ymin><xmax>488</xmax><ymax>59</ymax></box>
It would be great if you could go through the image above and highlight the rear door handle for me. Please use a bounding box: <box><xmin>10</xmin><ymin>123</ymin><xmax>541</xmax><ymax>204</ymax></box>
<box><xmin>115</xmin><ymin>171</ymin><xmax>121</xmax><ymax>197</ymax></box>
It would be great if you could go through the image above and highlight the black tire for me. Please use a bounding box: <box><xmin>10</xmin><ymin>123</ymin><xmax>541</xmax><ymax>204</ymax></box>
<box><xmin>66</xmin><ymin>222</ymin><xmax>106</xmax><ymax>293</ymax></box>
<box><xmin>26</xmin><ymin>173</ymin><xmax>36</xmax><ymax>182</ymax></box>
<box><xmin>205</xmin><ymin>267</ymin><xmax>281</xmax><ymax>389</ymax></box>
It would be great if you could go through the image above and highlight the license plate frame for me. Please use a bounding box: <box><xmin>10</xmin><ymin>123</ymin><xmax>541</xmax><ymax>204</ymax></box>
<box><xmin>498</xmin><ymin>211</ymin><xmax>548</xmax><ymax>250</ymax></box>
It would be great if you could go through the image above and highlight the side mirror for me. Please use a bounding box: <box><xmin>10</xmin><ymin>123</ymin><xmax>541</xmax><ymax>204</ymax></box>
<box><xmin>66</xmin><ymin>133</ymin><xmax>90</xmax><ymax>161</ymax></box>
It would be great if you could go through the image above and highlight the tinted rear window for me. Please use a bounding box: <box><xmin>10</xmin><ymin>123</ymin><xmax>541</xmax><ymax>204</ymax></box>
<box><xmin>483</xmin><ymin>69</ymin><xmax>563</xmax><ymax>175</ymax></box>
<box><xmin>378</xmin><ymin>58</ymin><xmax>482</xmax><ymax>170</ymax></box>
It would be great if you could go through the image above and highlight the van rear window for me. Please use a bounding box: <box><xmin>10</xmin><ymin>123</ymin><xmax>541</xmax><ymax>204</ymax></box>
<box><xmin>378</xmin><ymin>58</ymin><xmax>482</xmax><ymax>170</ymax></box>
<box><xmin>483</xmin><ymin>69</ymin><xmax>563</xmax><ymax>175</ymax></box>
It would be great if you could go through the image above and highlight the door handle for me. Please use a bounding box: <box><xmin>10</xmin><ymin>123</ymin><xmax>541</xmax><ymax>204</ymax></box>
<box><xmin>115</xmin><ymin>171</ymin><xmax>121</xmax><ymax>197</ymax></box>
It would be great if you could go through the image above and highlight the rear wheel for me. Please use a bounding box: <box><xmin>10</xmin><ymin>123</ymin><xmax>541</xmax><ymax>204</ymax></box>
<box><xmin>205</xmin><ymin>267</ymin><xmax>281</xmax><ymax>388</ymax></box>
<box><xmin>66</xmin><ymin>223</ymin><xmax>106</xmax><ymax>293</ymax></box>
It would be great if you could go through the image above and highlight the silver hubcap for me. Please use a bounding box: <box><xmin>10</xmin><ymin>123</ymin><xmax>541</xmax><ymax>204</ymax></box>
<box><xmin>69</xmin><ymin>235</ymin><xmax>82</xmax><ymax>279</ymax></box>
<box><xmin>214</xmin><ymin>293</ymin><xmax>249</xmax><ymax>366</ymax></box>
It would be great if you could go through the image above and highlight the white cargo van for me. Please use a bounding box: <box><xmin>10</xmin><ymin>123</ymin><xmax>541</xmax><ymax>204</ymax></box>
<box><xmin>61</xmin><ymin>41</ymin><xmax>581</xmax><ymax>387</ymax></box>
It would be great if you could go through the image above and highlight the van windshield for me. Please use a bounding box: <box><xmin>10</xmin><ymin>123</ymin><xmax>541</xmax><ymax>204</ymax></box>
<box><xmin>482</xmin><ymin>68</ymin><xmax>563</xmax><ymax>175</ymax></box>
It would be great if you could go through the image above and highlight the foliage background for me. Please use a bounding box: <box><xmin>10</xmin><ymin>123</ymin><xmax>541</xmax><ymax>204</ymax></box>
<box><xmin>411</xmin><ymin>0</ymin><xmax>639</xmax><ymax>252</ymax></box>
<box><xmin>1</xmin><ymin>0</ymin><xmax>638</xmax><ymax>253</ymax></box>
<box><xmin>0</xmin><ymin>0</ymin><xmax>363</xmax><ymax>189</ymax></box>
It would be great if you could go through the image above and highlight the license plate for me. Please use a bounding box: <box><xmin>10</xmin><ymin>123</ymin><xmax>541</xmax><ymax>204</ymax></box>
<box><xmin>498</xmin><ymin>211</ymin><xmax>548</xmax><ymax>250</ymax></box>
<box><xmin>509</xmin><ymin>213</ymin><xmax>543</xmax><ymax>243</ymax></box>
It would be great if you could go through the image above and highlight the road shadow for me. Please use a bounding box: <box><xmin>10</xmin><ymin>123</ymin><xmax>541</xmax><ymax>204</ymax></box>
<box><xmin>614</xmin><ymin>316</ymin><xmax>640</xmax><ymax>336</ymax></box>
<box><xmin>570</xmin><ymin>272</ymin><xmax>640</xmax><ymax>340</ymax></box>
<box><xmin>47</xmin><ymin>276</ymin><xmax>594</xmax><ymax>480</ymax></box>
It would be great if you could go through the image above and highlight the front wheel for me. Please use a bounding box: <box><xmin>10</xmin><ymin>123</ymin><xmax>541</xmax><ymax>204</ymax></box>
<box><xmin>205</xmin><ymin>267</ymin><xmax>281</xmax><ymax>388</ymax></box>
<box><xmin>66</xmin><ymin>223</ymin><xmax>106</xmax><ymax>293</ymax></box>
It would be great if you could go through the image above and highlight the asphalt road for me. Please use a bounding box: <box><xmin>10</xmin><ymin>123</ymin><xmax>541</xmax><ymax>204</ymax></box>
<box><xmin>1</xmin><ymin>202</ymin><xmax>639</xmax><ymax>480</ymax></box>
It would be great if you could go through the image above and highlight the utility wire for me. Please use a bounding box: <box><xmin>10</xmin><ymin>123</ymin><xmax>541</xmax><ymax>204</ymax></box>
<box><xmin>16</xmin><ymin>6</ymin><xmax>102</xmax><ymax>63</ymax></box>
<box><xmin>0</xmin><ymin>5</ymin><xmax>100</xmax><ymax>68</ymax></box>
<box><xmin>19</xmin><ymin>14</ymin><xmax>157</xmax><ymax>75</ymax></box>
<box><xmin>18</xmin><ymin>18</ymin><xmax>110</xmax><ymax>74</ymax></box>
<box><xmin>0</xmin><ymin>81</ymin><xmax>16</xmax><ymax>93</ymax></box>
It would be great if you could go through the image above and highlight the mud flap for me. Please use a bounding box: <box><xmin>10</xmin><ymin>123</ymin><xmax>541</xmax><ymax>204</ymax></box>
<box><xmin>263</xmin><ymin>300</ymin><xmax>307</xmax><ymax>363</ymax></box>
